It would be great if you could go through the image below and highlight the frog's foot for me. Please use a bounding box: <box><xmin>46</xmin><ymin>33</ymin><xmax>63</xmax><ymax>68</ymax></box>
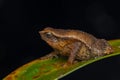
<box><xmin>63</xmin><ymin>60</ymin><xmax>78</xmax><ymax>68</ymax></box>
<box><xmin>63</xmin><ymin>62</ymin><xmax>71</xmax><ymax>68</ymax></box>
<box><xmin>40</xmin><ymin>52</ymin><xmax>58</xmax><ymax>60</ymax></box>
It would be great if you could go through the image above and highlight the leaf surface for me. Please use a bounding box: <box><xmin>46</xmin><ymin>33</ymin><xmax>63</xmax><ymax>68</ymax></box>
<box><xmin>3</xmin><ymin>39</ymin><xmax>120</xmax><ymax>80</ymax></box>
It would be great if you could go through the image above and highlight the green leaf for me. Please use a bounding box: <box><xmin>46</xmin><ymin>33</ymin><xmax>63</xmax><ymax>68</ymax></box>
<box><xmin>3</xmin><ymin>39</ymin><xmax>120</xmax><ymax>80</ymax></box>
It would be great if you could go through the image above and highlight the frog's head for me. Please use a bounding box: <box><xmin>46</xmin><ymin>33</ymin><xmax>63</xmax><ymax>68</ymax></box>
<box><xmin>39</xmin><ymin>27</ymin><xmax>58</xmax><ymax>42</ymax></box>
<box><xmin>39</xmin><ymin>27</ymin><xmax>64</xmax><ymax>49</ymax></box>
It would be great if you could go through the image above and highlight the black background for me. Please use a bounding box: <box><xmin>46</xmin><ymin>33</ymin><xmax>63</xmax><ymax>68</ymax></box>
<box><xmin>0</xmin><ymin>0</ymin><xmax>120</xmax><ymax>80</ymax></box>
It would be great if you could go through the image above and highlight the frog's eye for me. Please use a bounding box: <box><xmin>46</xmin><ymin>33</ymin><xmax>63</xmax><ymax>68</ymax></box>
<box><xmin>45</xmin><ymin>32</ymin><xmax>58</xmax><ymax>42</ymax></box>
<box><xmin>45</xmin><ymin>32</ymin><xmax>53</xmax><ymax>38</ymax></box>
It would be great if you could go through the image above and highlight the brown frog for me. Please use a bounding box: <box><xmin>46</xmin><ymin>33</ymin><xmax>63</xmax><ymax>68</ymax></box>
<box><xmin>39</xmin><ymin>27</ymin><xmax>113</xmax><ymax>65</ymax></box>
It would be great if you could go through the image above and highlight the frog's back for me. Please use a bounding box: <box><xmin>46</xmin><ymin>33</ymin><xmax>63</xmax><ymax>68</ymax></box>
<box><xmin>47</xmin><ymin>27</ymin><xmax>97</xmax><ymax>49</ymax></box>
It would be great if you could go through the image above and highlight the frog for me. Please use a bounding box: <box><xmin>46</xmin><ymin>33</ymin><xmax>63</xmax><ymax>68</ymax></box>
<box><xmin>39</xmin><ymin>27</ymin><xmax>114</xmax><ymax>65</ymax></box>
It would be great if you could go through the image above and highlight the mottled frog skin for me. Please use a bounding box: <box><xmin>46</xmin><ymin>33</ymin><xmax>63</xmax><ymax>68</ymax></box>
<box><xmin>39</xmin><ymin>27</ymin><xmax>113</xmax><ymax>65</ymax></box>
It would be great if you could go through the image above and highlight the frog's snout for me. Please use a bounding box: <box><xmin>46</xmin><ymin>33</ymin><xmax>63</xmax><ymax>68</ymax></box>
<box><xmin>39</xmin><ymin>31</ymin><xmax>44</xmax><ymax>34</ymax></box>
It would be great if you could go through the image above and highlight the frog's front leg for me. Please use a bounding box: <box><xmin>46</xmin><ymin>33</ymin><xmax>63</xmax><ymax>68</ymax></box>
<box><xmin>64</xmin><ymin>42</ymin><xmax>81</xmax><ymax>67</ymax></box>
<box><xmin>40</xmin><ymin>51</ymin><xmax>58</xmax><ymax>60</ymax></box>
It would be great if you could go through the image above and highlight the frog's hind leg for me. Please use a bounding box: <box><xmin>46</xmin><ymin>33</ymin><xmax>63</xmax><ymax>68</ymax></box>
<box><xmin>65</xmin><ymin>42</ymin><xmax>81</xmax><ymax>66</ymax></box>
